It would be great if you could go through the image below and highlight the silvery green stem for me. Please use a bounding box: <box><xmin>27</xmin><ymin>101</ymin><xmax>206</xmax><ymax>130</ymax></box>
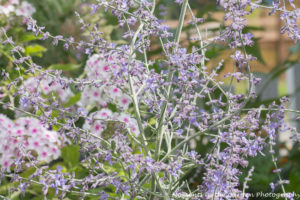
<box><xmin>270</xmin><ymin>143</ymin><xmax>288</xmax><ymax>200</ymax></box>
<box><xmin>154</xmin><ymin>0</ymin><xmax>189</xmax><ymax>161</ymax></box>
<box><xmin>152</xmin><ymin>0</ymin><xmax>188</xmax><ymax>197</ymax></box>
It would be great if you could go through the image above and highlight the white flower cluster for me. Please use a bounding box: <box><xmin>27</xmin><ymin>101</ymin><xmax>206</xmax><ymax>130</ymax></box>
<box><xmin>0</xmin><ymin>0</ymin><xmax>35</xmax><ymax>17</ymax></box>
<box><xmin>85</xmin><ymin>54</ymin><xmax>120</xmax><ymax>81</ymax></box>
<box><xmin>0</xmin><ymin>114</ymin><xmax>61</xmax><ymax>170</ymax></box>
<box><xmin>83</xmin><ymin>108</ymin><xmax>139</xmax><ymax>138</ymax></box>
<box><xmin>16</xmin><ymin>77</ymin><xmax>73</xmax><ymax>118</ymax></box>
<box><xmin>23</xmin><ymin>77</ymin><xmax>73</xmax><ymax>103</ymax></box>
<box><xmin>79</xmin><ymin>54</ymin><xmax>132</xmax><ymax>110</ymax></box>
<box><xmin>80</xmin><ymin>54</ymin><xmax>140</xmax><ymax>137</ymax></box>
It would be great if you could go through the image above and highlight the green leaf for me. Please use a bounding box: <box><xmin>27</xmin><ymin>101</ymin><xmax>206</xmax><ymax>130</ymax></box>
<box><xmin>20</xmin><ymin>167</ymin><xmax>36</xmax><ymax>178</ymax></box>
<box><xmin>25</xmin><ymin>45</ymin><xmax>47</xmax><ymax>57</ymax></box>
<box><xmin>69</xmin><ymin>83</ymin><xmax>81</xmax><ymax>94</ymax></box>
<box><xmin>61</xmin><ymin>145</ymin><xmax>80</xmax><ymax>168</ymax></box>
<box><xmin>64</xmin><ymin>93</ymin><xmax>81</xmax><ymax>107</ymax></box>
<box><xmin>49</xmin><ymin>63</ymin><xmax>81</xmax><ymax>71</ymax></box>
<box><xmin>245</xmin><ymin>38</ymin><xmax>265</xmax><ymax>64</ymax></box>
<box><xmin>148</xmin><ymin>118</ymin><xmax>156</xmax><ymax>125</ymax></box>
<box><xmin>19</xmin><ymin>33</ymin><xmax>42</xmax><ymax>42</ymax></box>
<box><xmin>111</xmin><ymin>140</ymin><xmax>117</xmax><ymax>152</ymax></box>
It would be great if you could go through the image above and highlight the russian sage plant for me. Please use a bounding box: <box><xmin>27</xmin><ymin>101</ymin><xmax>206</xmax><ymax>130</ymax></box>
<box><xmin>0</xmin><ymin>0</ymin><xmax>300</xmax><ymax>199</ymax></box>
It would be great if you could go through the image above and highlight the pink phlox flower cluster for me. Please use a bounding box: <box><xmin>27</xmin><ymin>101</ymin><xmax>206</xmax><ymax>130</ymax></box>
<box><xmin>0</xmin><ymin>0</ymin><xmax>35</xmax><ymax>17</ymax></box>
<box><xmin>80</xmin><ymin>85</ymin><xmax>110</xmax><ymax>108</ymax></box>
<box><xmin>17</xmin><ymin>76</ymin><xmax>73</xmax><ymax>117</ymax></box>
<box><xmin>23</xmin><ymin>77</ymin><xmax>73</xmax><ymax>103</ymax></box>
<box><xmin>83</xmin><ymin>108</ymin><xmax>112</xmax><ymax>137</ymax></box>
<box><xmin>85</xmin><ymin>54</ymin><xmax>120</xmax><ymax>81</ymax></box>
<box><xmin>79</xmin><ymin>54</ymin><xmax>132</xmax><ymax>110</ymax></box>
<box><xmin>117</xmin><ymin>112</ymin><xmax>139</xmax><ymax>137</ymax></box>
<box><xmin>0</xmin><ymin>114</ymin><xmax>61</xmax><ymax>170</ymax></box>
<box><xmin>83</xmin><ymin>108</ymin><xmax>140</xmax><ymax>137</ymax></box>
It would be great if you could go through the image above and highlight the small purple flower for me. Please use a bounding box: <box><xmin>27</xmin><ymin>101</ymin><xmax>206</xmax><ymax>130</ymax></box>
<box><xmin>20</xmin><ymin>96</ymin><xmax>30</xmax><ymax>108</ymax></box>
<box><xmin>52</xmin><ymin>35</ymin><xmax>63</xmax><ymax>46</ymax></box>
